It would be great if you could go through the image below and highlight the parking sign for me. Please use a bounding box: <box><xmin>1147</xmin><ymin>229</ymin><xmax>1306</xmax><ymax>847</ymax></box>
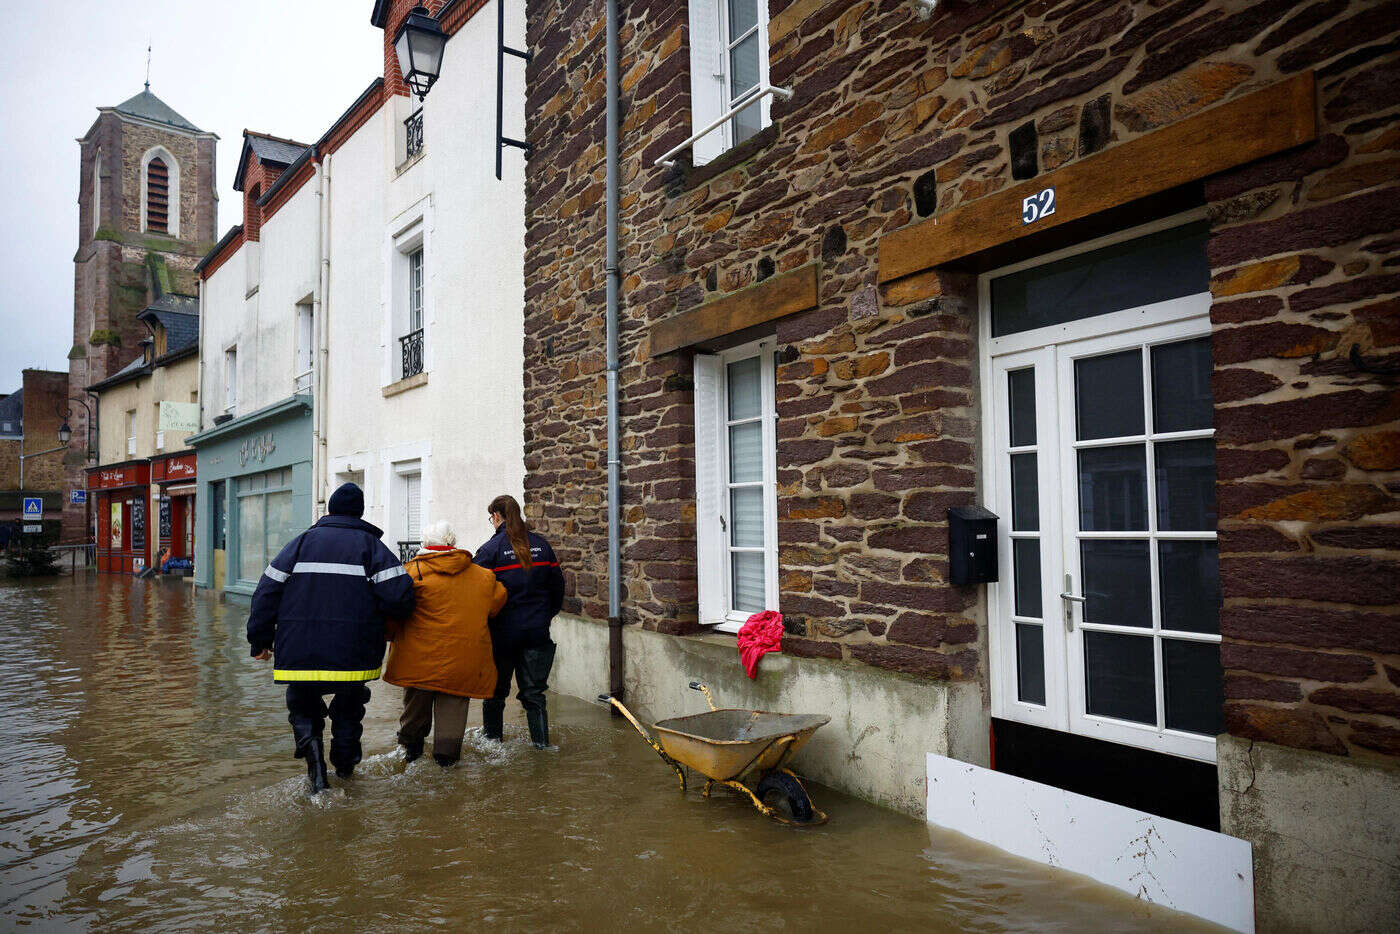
<box><xmin>22</xmin><ymin>497</ymin><xmax>42</xmax><ymax>520</ymax></box>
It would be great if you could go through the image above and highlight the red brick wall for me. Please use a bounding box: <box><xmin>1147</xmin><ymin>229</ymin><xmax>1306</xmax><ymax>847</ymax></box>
<box><xmin>522</xmin><ymin>0</ymin><xmax>1400</xmax><ymax>758</ymax></box>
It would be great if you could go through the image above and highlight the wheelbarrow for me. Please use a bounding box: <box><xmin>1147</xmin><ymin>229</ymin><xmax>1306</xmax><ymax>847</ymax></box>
<box><xmin>603</xmin><ymin>682</ymin><xmax>831</xmax><ymax>825</ymax></box>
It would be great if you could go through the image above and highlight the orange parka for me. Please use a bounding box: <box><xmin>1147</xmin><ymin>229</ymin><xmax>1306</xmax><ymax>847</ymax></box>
<box><xmin>384</xmin><ymin>548</ymin><xmax>507</xmax><ymax>698</ymax></box>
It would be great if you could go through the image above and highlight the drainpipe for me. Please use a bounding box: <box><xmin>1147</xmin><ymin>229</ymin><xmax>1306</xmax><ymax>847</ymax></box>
<box><xmin>314</xmin><ymin>152</ymin><xmax>332</xmax><ymax>516</ymax></box>
<box><xmin>605</xmin><ymin>0</ymin><xmax>624</xmax><ymax>704</ymax></box>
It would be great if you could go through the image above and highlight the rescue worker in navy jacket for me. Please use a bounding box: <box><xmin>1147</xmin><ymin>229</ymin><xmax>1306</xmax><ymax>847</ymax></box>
<box><xmin>475</xmin><ymin>494</ymin><xmax>565</xmax><ymax>748</ymax></box>
<box><xmin>248</xmin><ymin>482</ymin><xmax>415</xmax><ymax>793</ymax></box>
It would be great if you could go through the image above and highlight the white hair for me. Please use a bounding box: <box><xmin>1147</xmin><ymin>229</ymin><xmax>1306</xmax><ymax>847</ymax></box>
<box><xmin>421</xmin><ymin>520</ymin><xmax>457</xmax><ymax>548</ymax></box>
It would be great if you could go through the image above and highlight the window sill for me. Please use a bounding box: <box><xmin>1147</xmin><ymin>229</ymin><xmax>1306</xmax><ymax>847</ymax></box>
<box><xmin>382</xmin><ymin>371</ymin><xmax>428</xmax><ymax>397</ymax></box>
<box><xmin>679</xmin><ymin>122</ymin><xmax>781</xmax><ymax>192</ymax></box>
<box><xmin>395</xmin><ymin>149</ymin><xmax>426</xmax><ymax>177</ymax></box>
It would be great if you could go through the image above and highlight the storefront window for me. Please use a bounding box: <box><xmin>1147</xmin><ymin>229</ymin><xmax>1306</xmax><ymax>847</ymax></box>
<box><xmin>235</xmin><ymin>468</ymin><xmax>298</xmax><ymax>582</ymax></box>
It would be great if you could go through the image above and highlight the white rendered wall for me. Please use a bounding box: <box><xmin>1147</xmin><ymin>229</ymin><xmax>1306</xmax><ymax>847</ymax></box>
<box><xmin>323</xmin><ymin>0</ymin><xmax>526</xmax><ymax>551</ymax></box>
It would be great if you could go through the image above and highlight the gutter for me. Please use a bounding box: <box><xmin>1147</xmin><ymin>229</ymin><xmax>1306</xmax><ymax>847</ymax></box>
<box><xmin>195</xmin><ymin>224</ymin><xmax>244</xmax><ymax>275</ymax></box>
<box><xmin>604</xmin><ymin>0</ymin><xmax>624</xmax><ymax>705</ymax></box>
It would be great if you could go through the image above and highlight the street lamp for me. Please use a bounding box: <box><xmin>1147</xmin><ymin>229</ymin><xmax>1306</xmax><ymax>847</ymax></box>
<box><xmin>393</xmin><ymin>5</ymin><xmax>448</xmax><ymax>100</ymax></box>
<box><xmin>58</xmin><ymin>422</ymin><xmax>72</xmax><ymax>445</ymax></box>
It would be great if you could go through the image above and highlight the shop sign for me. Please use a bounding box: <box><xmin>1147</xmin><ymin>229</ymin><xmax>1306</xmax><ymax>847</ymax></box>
<box><xmin>153</xmin><ymin>454</ymin><xmax>197</xmax><ymax>483</ymax></box>
<box><xmin>240</xmin><ymin>432</ymin><xmax>276</xmax><ymax>467</ymax></box>
<box><xmin>131</xmin><ymin>498</ymin><xmax>146</xmax><ymax>552</ymax></box>
<box><xmin>159</xmin><ymin>496</ymin><xmax>172</xmax><ymax>538</ymax></box>
<box><xmin>91</xmin><ymin>464</ymin><xmax>149</xmax><ymax>490</ymax></box>
<box><xmin>159</xmin><ymin>401</ymin><xmax>200</xmax><ymax>433</ymax></box>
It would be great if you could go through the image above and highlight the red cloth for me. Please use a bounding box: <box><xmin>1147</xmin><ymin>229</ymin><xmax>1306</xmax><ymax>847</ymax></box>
<box><xmin>737</xmin><ymin>611</ymin><xmax>784</xmax><ymax>679</ymax></box>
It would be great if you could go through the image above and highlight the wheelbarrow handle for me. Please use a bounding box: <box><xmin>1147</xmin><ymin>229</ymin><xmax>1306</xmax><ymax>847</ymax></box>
<box><xmin>600</xmin><ymin>695</ymin><xmax>689</xmax><ymax>794</ymax></box>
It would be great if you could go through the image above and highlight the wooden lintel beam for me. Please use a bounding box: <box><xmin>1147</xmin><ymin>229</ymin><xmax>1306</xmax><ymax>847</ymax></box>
<box><xmin>649</xmin><ymin>262</ymin><xmax>820</xmax><ymax>357</ymax></box>
<box><xmin>878</xmin><ymin>72</ymin><xmax>1317</xmax><ymax>284</ymax></box>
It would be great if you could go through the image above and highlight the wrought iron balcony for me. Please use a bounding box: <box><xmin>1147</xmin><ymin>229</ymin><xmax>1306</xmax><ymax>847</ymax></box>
<box><xmin>398</xmin><ymin>540</ymin><xmax>421</xmax><ymax>563</ymax></box>
<box><xmin>405</xmin><ymin>108</ymin><xmax>424</xmax><ymax>159</ymax></box>
<box><xmin>400</xmin><ymin>328</ymin><xmax>424</xmax><ymax>380</ymax></box>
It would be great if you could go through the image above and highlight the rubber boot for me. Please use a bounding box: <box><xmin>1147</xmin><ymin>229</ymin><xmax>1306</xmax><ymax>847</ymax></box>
<box><xmin>401</xmin><ymin>739</ymin><xmax>424</xmax><ymax>764</ymax></box>
<box><xmin>482</xmin><ymin>703</ymin><xmax>504</xmax><ymax>741</ymax></box>
<box><xmin>433</xmin><ymin>753</ymin><xmax>459</xmax><ymax>768</ymax></box>
<box><xmin>526</xmin><ymin>708</ymin><xmax>550</xmax><ymax>749</ymax></box>
<box><xmin>335</xmin><ymin>765</ymin><xmax>355</xmax><ymax>780</ymax></box>
<box><xmin>305</xmin><ymin>737</ymin><xmax>330</xmax><ymax>795</ymax></box>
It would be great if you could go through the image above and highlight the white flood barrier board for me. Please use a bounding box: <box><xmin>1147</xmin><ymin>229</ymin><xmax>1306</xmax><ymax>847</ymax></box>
<box><xmin>926</xmin><ymin>754</ymin><xmax>1254</xmax><ymax>933</ymax></box>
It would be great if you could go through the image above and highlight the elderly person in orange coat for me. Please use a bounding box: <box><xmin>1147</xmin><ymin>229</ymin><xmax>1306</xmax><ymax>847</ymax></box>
<box><xmin>385</xmin><ymin>520</ymin><xmax>507</xmax><ymax>767</ymax></box>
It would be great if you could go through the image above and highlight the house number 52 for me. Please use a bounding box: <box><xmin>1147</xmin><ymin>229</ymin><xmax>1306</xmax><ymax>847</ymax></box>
<box><xmin>1022</xmin><ymin>187</ymin><xmax>1056</xmax><ymax>225</ymax></box>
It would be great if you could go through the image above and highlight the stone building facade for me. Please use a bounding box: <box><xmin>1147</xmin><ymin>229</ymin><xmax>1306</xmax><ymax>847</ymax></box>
<box><xmin>65</xmin><ymin>89</ymin><xmax>217</xmax><ymax>542</ymax></box>
<box><xmin>521</xmin><ymin>0</ymin><xmax>1398</xmax><ymax>928</ymax></box>
<box><xmin>0</xmin><ymin>368</ymin><xmax>69</xmax><ymax>502</ymax></box>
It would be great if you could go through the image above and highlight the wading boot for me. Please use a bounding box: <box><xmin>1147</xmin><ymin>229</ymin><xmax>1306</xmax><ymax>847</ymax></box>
<box><xmin>482</xmin><ymin>705</ymin><xmax>504</xmax><ymax>741</ymax></box>
<box><xmin>526</xmin><ymin>709</ymin><xmax>550</xmax><ymax>749</ymax></box>
<box><xmin>401</xmin><ymin>740</ymin><xmax>424</xmax><ymax>764</ymax></box>
<box><xmin>335</xmin><ymin>765</ymin><xmax>355</xmax><ymax>780</ymax></box>
<box><xmin>433</xmin><ymin>753</ymin><xmax>459</xmax><ymax>768</ymax></box>
<box><xmin>305</xmin><ymin>737</ymin><xmax>330</xmax><ymax>795</ymax></box>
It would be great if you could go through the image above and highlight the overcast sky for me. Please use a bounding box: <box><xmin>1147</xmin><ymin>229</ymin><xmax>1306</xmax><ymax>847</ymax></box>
<box><xmin>0</xmin><ymin>0</ymin><xmax>385</xmax><ymax>391</ymax></box>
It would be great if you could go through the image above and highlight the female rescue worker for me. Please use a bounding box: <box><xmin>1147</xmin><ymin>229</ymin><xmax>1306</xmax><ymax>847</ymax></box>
<box><xmin>247</xmin><ymin>482</ymin><xmax>415</xmax><ymax>794</ymax></box>
<box><xmin>384</xmin><ymin>520</ymin><xmax>507</xmax><ymax>767</ymax></box>
<box><xmin>474</xmin><ymin>494</ymin><xmax>566</xmax><ymax>748</ymax></box>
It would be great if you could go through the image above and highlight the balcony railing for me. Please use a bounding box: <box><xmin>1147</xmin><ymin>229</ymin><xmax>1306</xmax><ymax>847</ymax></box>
<box><xmin>405</xmin><ymin>108</ymin><xmax>424</xmax><ymax>160</ymax></box>
<box><xmin>398</xmin><ymin>540</ymin><xmax>421</xmax><ymax>563</ymax></box>
<box><xmin>400</xmin><ymin>329</ymin><xmax>424</xmax><ymax>380</ymax></box>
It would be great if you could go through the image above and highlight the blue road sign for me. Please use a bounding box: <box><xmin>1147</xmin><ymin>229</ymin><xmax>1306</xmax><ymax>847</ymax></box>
<box><xmin>70</xmin><ymin>490</ymin><xmax>87</xmax><ymax>505</ymax></box>
<box><xmin>22</xmin><ymin>497</ymin><xmax>42</xmax><ymax>520</ymax></box>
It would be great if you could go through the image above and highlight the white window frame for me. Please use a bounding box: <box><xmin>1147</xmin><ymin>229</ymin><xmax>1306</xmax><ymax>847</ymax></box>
<box><xmin>223</xmin><ymin>346</ymin><xmax>238</xmax><ymax>414</ymax></box>
<box><xmin>408</xmin><ymin>247</ymin><xmax>425</xmax><ymax>333</ymax></box>
<box><xmin>139</xmin><ymin>145</ymin><xmax>179</xmax><ymax>238</ymax></box>
<box><xmin>382</xmin><ymin>198</ymin><xmax>434</xmax><ymax>386</ymax></box>
<box><xmin>294</xmin><ymin>299</ymin><xmax>314</xmax><ymax>393</ymax></box>
<box><xmin>980</xmin><ymin>210</ymin><xmax>1221</xmax><ymax>764</ymax></box>
<box><xmin>688</xmin><ymin>0</ymin><xmax>772</xmax><ymax>165</ymax></box>
<box><xmin>694</xmin><ymin>338</ymin><xmax>779</xmax><ymax>633</ymax></box>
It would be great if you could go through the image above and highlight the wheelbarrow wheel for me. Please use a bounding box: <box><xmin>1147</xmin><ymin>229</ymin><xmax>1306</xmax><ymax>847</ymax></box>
<box><xmin>756</xmin><ymin>771</ymin><xmax>814</xmax><ymax>823</ymax></box>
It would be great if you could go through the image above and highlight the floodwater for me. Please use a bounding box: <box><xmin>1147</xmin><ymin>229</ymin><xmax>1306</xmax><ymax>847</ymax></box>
<box><xmin>0</xmin><ymin>573</ymin><xmax>1221</xmax><ymax>932</ymax></box>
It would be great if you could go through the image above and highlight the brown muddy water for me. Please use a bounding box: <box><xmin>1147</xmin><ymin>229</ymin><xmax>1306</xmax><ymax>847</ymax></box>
<box><xmin>0</xmin><ymin>574</ymin><xmax>1221</xmax><ymax>932</ymax></box>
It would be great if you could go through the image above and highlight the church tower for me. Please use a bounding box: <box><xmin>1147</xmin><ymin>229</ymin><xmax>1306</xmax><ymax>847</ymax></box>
<box><xmin>64</xmin><ymin>87</ymin><xmax>217</xmax><ymax>541</ymax></box>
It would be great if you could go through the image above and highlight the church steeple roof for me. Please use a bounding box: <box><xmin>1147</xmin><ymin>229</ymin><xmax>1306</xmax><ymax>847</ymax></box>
<box><xmin>110</xmin><ymin>89</ymin><xmax>202</xmax><ymax>133</ymax></box>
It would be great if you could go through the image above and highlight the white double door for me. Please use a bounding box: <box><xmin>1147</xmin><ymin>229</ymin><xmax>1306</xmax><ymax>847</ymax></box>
<box><xmin>988</xmin><ymin>296</ymin><xmax>1222</xmax><ymax>763</ymax></box>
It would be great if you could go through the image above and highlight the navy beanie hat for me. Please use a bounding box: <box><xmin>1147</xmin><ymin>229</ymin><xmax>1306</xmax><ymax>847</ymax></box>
<box><xmin>328</xmin><ymin>482</ymin><xmax>365</xmax><ymax>518</ymax></box>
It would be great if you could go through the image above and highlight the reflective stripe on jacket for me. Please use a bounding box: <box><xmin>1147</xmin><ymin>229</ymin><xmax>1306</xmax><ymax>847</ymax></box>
<box><xmin>473</xmin><ymin>528</ymin><xmax>565</xmax><ymax>637</ymax></box>
<box><xmin>247</xmin><ymin>515</ymin><xmax>416</xmax><ymax>682</ymax></box>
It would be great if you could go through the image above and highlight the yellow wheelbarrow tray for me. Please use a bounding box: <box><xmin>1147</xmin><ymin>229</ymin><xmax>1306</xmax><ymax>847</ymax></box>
<box><xmin>603</xmin><ymin>681</ymin><xmax>831</xmax><ymax>826</ymax></box>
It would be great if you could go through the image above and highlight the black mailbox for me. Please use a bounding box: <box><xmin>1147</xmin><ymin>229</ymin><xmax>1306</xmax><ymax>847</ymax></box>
<box><xmin>948</xmin><ymin>506</ymin><xmax>999</xmax><ymax>585</ymax></box>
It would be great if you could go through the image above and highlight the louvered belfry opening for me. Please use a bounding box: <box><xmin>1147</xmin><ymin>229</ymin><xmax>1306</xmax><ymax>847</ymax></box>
<box><xmin>146</xmin><ymin>157</ymin><xmax>170</xmax><ymax>233</ymax></box>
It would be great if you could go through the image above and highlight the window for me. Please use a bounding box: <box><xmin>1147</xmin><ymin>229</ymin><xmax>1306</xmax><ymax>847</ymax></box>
<box><xmin>393</xmin><ymin>460</ymin><xmax>423</xmax><ymax>560</ymax></box>
<box><xmin>688</xmin><ymin>0</ymin><xmax>771</xmax><ymax>165</ymax></box>
<box><xmin>224</xmin><ymin>347</ymin><xmax>238</xmax><ymax>413</ymax></box>
<box><xmin>146</xmin><ymin>158</ymin><xmax>169</xmax><ymax>233</ymax></box>
<box><xmin>397</xmin><ymin>240</ymin><xmax>425</xmax><ymax>381</ymax></box>
<box><xmin>694</xmin><ymin>340</ymin><xmax>778</xmax><ymax>631</ymax></box>
<box><xmin>91</xmin><ymin>149</ymin><xmax>101</xmax><ymax>237</ymax></box>
<box><xmin>154</xmin><ymin>402</ymin><xmax>164</xmax><ymax>450</ymax></box>
<box><xmin>408</xmin><ymin>248</ymin><xmax>425</xmax><ymax>333</ymax></box>
<box><xmin>295</xmin><ymin>300</ymin><xmax>314</xmax><ymax>392</ymax></box>
<box><xmin>126</xmin><ymin>409</ymin><xmax>137</xmax><ymax>456</ymax></box>
<box><xmin>235</xmin><ymin>468</ymin><xmax>297</xmax><ymax>583</ymax></box>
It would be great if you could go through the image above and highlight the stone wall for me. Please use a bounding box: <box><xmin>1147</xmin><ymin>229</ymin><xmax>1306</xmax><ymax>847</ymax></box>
<box><xmin>522</xmin><ymin>0</ymin><xmax>1400</xmax><ymax>761</ymax></box>
<box><xmin>119</xmin><ymin>122</ymin><xmax>215</xmax><ymax>246</ymax></box>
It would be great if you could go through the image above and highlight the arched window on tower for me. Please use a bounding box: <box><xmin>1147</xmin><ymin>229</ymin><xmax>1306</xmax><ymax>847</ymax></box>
<box><xmin>146</xmin><ymin>157</ymin><xmax>170</xmax><ymax>233</ymax></box>
<box><xmin>91</xmin><ymin>149</ymin><xmax>101</xmax><ymax>237</ymax></box>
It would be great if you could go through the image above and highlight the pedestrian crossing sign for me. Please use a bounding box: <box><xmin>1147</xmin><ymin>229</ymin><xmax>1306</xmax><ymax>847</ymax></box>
<box><xmin>22</xmin><ymin>498</ymin><xmax>42</xmax><ymax>520</ymax></box>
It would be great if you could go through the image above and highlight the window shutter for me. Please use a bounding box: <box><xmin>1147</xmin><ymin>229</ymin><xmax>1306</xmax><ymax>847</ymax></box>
<box><xmin>687</xmin><ymin>0</ymin><xmax>726</xmax><ymax>166</ymax></box>
<box><xmin>693</xmin><ymin>353</ymin><xmax>725</xmax><ymax>623</ymax></box>
<box><xmin>405</xmin><ymin>473</ymin><xmax>422</xmax><ymax>541</ymax></box>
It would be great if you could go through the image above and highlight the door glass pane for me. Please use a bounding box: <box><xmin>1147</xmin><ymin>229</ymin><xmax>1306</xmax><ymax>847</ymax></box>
<box><xmin>729</xmin><ymin>31</ymin><xmax>761</xmax><ymax>100</ymax></box>
<box><xmin>238</xmin><ymin>494</ymin><xmax>265</xmax><ymax>582</ymax></box>
<box><xmin>1152</xmin><ymin>337</ymin><xmax>1213</xmax><ymax>433</ymax></box>
<box><xmin>729</xmin><ymin>487</ymin><xmax>764</xmax><ymax>547</ymax></box>
<box><xmin>989</xmin><ymin>221</ymin><xmax>1210</xmax><ymax>337</ymax></box>
<box><xmin>1155</xmin><ymin>439</ymin><xmax>1216</xmax><ymax>531</ymax></box>
<box><xmin>1008</xmin><ymin>369</ymin><xmax>1036</xmax><ymax>446</ymax></box>
<box><xmin>1078</xmin><ymin>445</ymin><xmax>1147</xmax><ymax>530</ymax></box>
<box><xmin>730</xmin><ymin>551</ymin><xmax>766</xmax><ymax>613</ymax></box>
<box><xmin>1081</xmin><ymin>539</ymin><xmax>1150</xmax><ymax>626</ymax></box>
<box><xmin>727</xmin><ymin>0</ymin><xmax>758</xmax><ymax>37</ymax></box>
<box><xmin>1084</xmin><ymin>631</ymin><xmax>1156</xmax><ymax>725</ymax></box>
<box><xmin>728</xmin><ymin>422</ymin><xmax>764</xmax><ymax>482</ymax></box>
<box><xmin>1013</xmin><ymin>539</ymin><xmax>1041</xmax><ymax>619</ymax></box>
<box><xmin>1164</xmin><ymin>639</ymin><xmax>1224</xmax><ymax>735</ymax></box>
<box><xmin>1016</xmin><ymin>623</ymin><xmax>1046</xmax><ymax>705</ymax></box>
<box><xmin>1159</xmin><ymin>540</ymin><xmax>1220</xmax><ymax>634</ymax></box>
<box><xmin>1076</xmin><ymin>350</ymin><xmax>1144</xmax><ymax>440</ymax></box>
<box><xmin>727</xmin><ymin>357</ymin><xmax>762</xmax><ymax>419</ymax></box>
<box><xmin>1010</xmin><ymin>453</ymin><xmax>1038</xmax><ymax>531</ymax></box>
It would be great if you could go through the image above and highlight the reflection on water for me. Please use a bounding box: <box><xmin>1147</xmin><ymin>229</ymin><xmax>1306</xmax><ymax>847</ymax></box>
<box><xmin>0</xmin><ymin>574</ymin><xmax>1219</xmax><ymax>931</ymax></box>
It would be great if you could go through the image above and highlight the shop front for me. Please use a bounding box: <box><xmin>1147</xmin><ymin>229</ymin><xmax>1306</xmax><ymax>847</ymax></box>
<box><xmin>188</xmin><ymin>396</ymin><xmax>312</xmax><ymax>597</ymax></box>
<box><xmin>87</xmin><ymin>461</ymin><xmax>151</xmax><ymax>575</ymax></box>
<box><xmin>151</xmin><ymin>451</ymin><xmax>197</xmax><ymax>573</ymax></box>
